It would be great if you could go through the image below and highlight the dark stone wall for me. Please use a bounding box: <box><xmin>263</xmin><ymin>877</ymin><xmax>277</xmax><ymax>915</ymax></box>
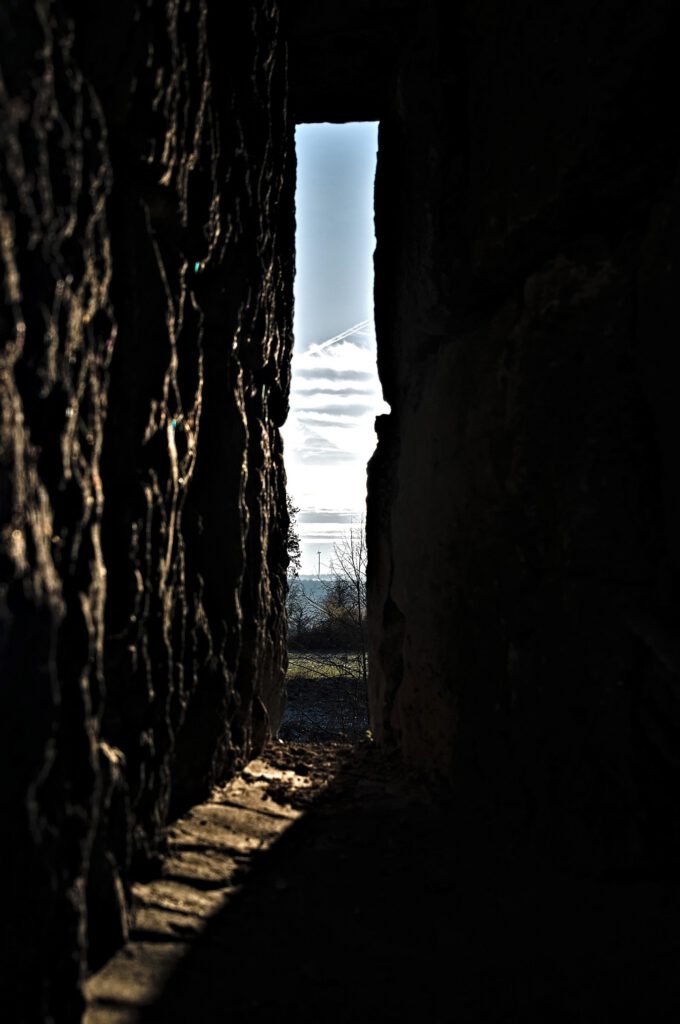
<box><xmin>285</xmin><ymin>0</ymin><xmax>415</xmax><ymax>123</ymax></box>
<box><xmin>0</xmin><ymin>1</ymin><xmax>292</xmax><ymax>1019</ymax></box>
<box><xmin>368</xmin><ymin>0</ymin><xmax>680</xmax><ymax>868</ymax></box>
<box><xmin>3</xmin><ymin>0</ymin><xmax>680</xmax><ymax>1017</ymax></box>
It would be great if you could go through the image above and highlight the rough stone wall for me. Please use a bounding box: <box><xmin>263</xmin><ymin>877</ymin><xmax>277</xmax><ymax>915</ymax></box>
<box><xmin>368</xmin><ymin>0</ymin><xmax>680</xmax><ymax>868</ymax></box>
<box><xmin>4</xmin><ymin>0</ymin><xmax>680</xmax><ymax>1014</ymax></box>
<box><xmin>0</xmin><ymin>1</ymin><xmax>292</xmax><ymax>1019</ymax></box>
<box><xmin>285</xmin><ymin>0</ymin><xmax>415</xmax><ymax>122</ymax></box>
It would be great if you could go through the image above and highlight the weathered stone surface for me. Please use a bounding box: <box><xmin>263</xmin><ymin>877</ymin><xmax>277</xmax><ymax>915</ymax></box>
<box><xmin>84</xmin><ymin>749</ymin><xmax>311</xmax><ymax>1024</ymax></box>
<box><xmin>1</xmin><ymin>1</ymin><xmax>292</xmax><ymax>1018</ymax></box>
<box><xmin>285</xmin><ymin>0</ymin><xmax>416</xmax><ymax>123</ymax></box>
<box><xmin>85</xmin><ymin>741</ymin><xmax>680</xmax><ymax>1022</ymax></box>
<box><xmin>367</xmin><ymin>0</ymin><xmax>680</xmax><ymax>868</ymax></box>
<box><xmin>1</xmin><ymin>3</ymin><xmax>114</xmax><ymax>1015</ymax></box>
<box><xmin>3</xmin><ymin>0</ymin><xmax>680</xmax><ymax>1018</ymax></box>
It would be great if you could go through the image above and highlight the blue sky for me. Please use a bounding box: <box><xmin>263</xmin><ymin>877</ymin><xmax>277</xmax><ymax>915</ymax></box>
<box><xmin>282</xmin><ymin>122</ymin><xmax>387</xmax><ymax>573</ymax></box>
<box><xmin>293</xmin><ymin>122</ymin><xmax>377</xmax><ymax>351</ymax></box>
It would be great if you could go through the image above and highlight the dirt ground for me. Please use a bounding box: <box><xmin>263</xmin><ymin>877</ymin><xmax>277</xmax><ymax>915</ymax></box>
<box><xmin>85</xmin><ymin>739</ymin><xmax>680</xmax><ymax>1023</ymax></box>
<box><xmin>279</xmin><ymin>675</ymin><xmax>369</xmax><ymax>742</ymax></box>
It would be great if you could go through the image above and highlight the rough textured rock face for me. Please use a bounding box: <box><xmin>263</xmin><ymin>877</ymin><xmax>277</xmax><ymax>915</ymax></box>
<box><xmin>285</xmin><ymin>0</ymin><xmax>414</xmax><ymax>123</ymax></box>
<box><xmin>367</xmin><ymin>0</ymin><xmax>680</xmax><ymax>868</ymax></box>
<box><xmin>1</xmin><ymin>1</ymin><xmax>292</xmax><ymax>1018</ymax></box>
<box><xmin>3</xmin><ymin>0</ymin><xmax>680</xmax><ymax>1018</ymax></box>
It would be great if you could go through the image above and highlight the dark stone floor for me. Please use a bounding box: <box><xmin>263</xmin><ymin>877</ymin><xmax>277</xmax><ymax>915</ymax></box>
<box><xmin>87</xmin><ymin>741</ymin><xmax>680</xmax><ymax>1023</ymax></box>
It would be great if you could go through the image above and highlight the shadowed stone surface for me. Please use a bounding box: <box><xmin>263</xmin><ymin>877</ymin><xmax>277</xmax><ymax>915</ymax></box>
<box><xmin>285</xmin><ymin>0</ymin><xmax>416</xmax><ymax>123</ymax></box>
<box><xmin>84</xmin><ymin>747</ymin><xmax>317</xmax><ymax>1023</ymax></box>
<box><xmin>1</xmin><ymin>2</ymin><xmax>292</xmax><ymax>1018</ymax></box>
<box><xmin>364</xmin><ymin>0</ymin><xmax>680</xmax><ymax>871</ymax></box>
<box><xmin>86</xmin><ymin>742</ymin><xmax>680</xmax><ymax>1023</ymax></box>
<box><xmin>2</xmin><ymin>0</ymin><xmax>680</xmax><ymax>1019</ymax></box>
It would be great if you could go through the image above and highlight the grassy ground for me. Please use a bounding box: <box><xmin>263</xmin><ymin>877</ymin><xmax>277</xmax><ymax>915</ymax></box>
<box><xmin>282</xmin><ymin>649</ymin><xmax>368</xmax><ymax>741</ymax></box>
<box><xmin>287</xmin><ymin>649</ymin><xmax>364</xmax><ymax>681</ymax></box>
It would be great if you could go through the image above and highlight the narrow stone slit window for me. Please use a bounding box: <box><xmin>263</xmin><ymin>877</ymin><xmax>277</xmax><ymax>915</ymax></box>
<box><xmin>281</xmin><ymin>121</ymin><xmax>387</xmax><ymax>744</ymax></box>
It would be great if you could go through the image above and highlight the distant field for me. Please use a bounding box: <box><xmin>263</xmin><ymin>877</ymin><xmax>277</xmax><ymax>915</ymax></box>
<box><xmin>281</xmin><ymin>649</ymin><xmax>369</xmax><ymax>742</ymax></box>
<box><xmin>287</xmin><ymin>650</ymin><xmax>364</xmax><ymax>680</ymax></box>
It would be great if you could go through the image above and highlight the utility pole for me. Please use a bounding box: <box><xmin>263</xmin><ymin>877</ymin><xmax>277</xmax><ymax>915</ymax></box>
<box><xmin>317</xmin><ymin>550</ymin><xmax>321</xmax><ymax>576</ymax></box>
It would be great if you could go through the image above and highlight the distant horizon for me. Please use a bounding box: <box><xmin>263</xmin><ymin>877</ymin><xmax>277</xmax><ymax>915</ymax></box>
<box><xmin>291</xmin><ymin>512</ymin><xmax>366</xmax><ymax>576</ymax></box>
<box><xmin>294</xmin><ymin>571</ymin><xmax>340</xmax><ymax>579</ymax></box>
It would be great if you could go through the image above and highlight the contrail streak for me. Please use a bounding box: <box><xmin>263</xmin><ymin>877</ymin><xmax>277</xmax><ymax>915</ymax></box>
<box><xmin>307</xmin><ymin>320</ymin><xmax>372</xmax><ymax>355</ymax></box>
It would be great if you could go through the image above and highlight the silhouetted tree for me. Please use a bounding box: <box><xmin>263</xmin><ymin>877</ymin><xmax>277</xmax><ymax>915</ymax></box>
<box><xmin>285</xmin><ymin>494</ymin><xmax>302</xmax><ymax>581</ymax></box>
<box><xmin>326</xmin><ymin>525</ymin><xmax>367</xmax><ymax>686</ymax></box>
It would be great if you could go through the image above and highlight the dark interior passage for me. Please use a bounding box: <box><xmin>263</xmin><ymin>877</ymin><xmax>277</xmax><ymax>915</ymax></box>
<box><xmin>1</xmin><ymin>1</ymin><xmax>680</xmax><ymax>1020</ymax></box>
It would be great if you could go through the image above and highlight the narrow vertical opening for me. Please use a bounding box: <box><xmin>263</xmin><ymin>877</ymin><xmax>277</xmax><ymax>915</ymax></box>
<box><xmin>281</xmin><ymin>121</ymin><xmax>387</xmax><ymax>743</ymax></box>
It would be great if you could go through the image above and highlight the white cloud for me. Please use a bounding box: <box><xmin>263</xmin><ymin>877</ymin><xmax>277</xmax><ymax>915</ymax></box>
<box><xmin>282</xmin><ymin>322</ymin><xmax>390</xmax><ymax>525</ymax></box>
